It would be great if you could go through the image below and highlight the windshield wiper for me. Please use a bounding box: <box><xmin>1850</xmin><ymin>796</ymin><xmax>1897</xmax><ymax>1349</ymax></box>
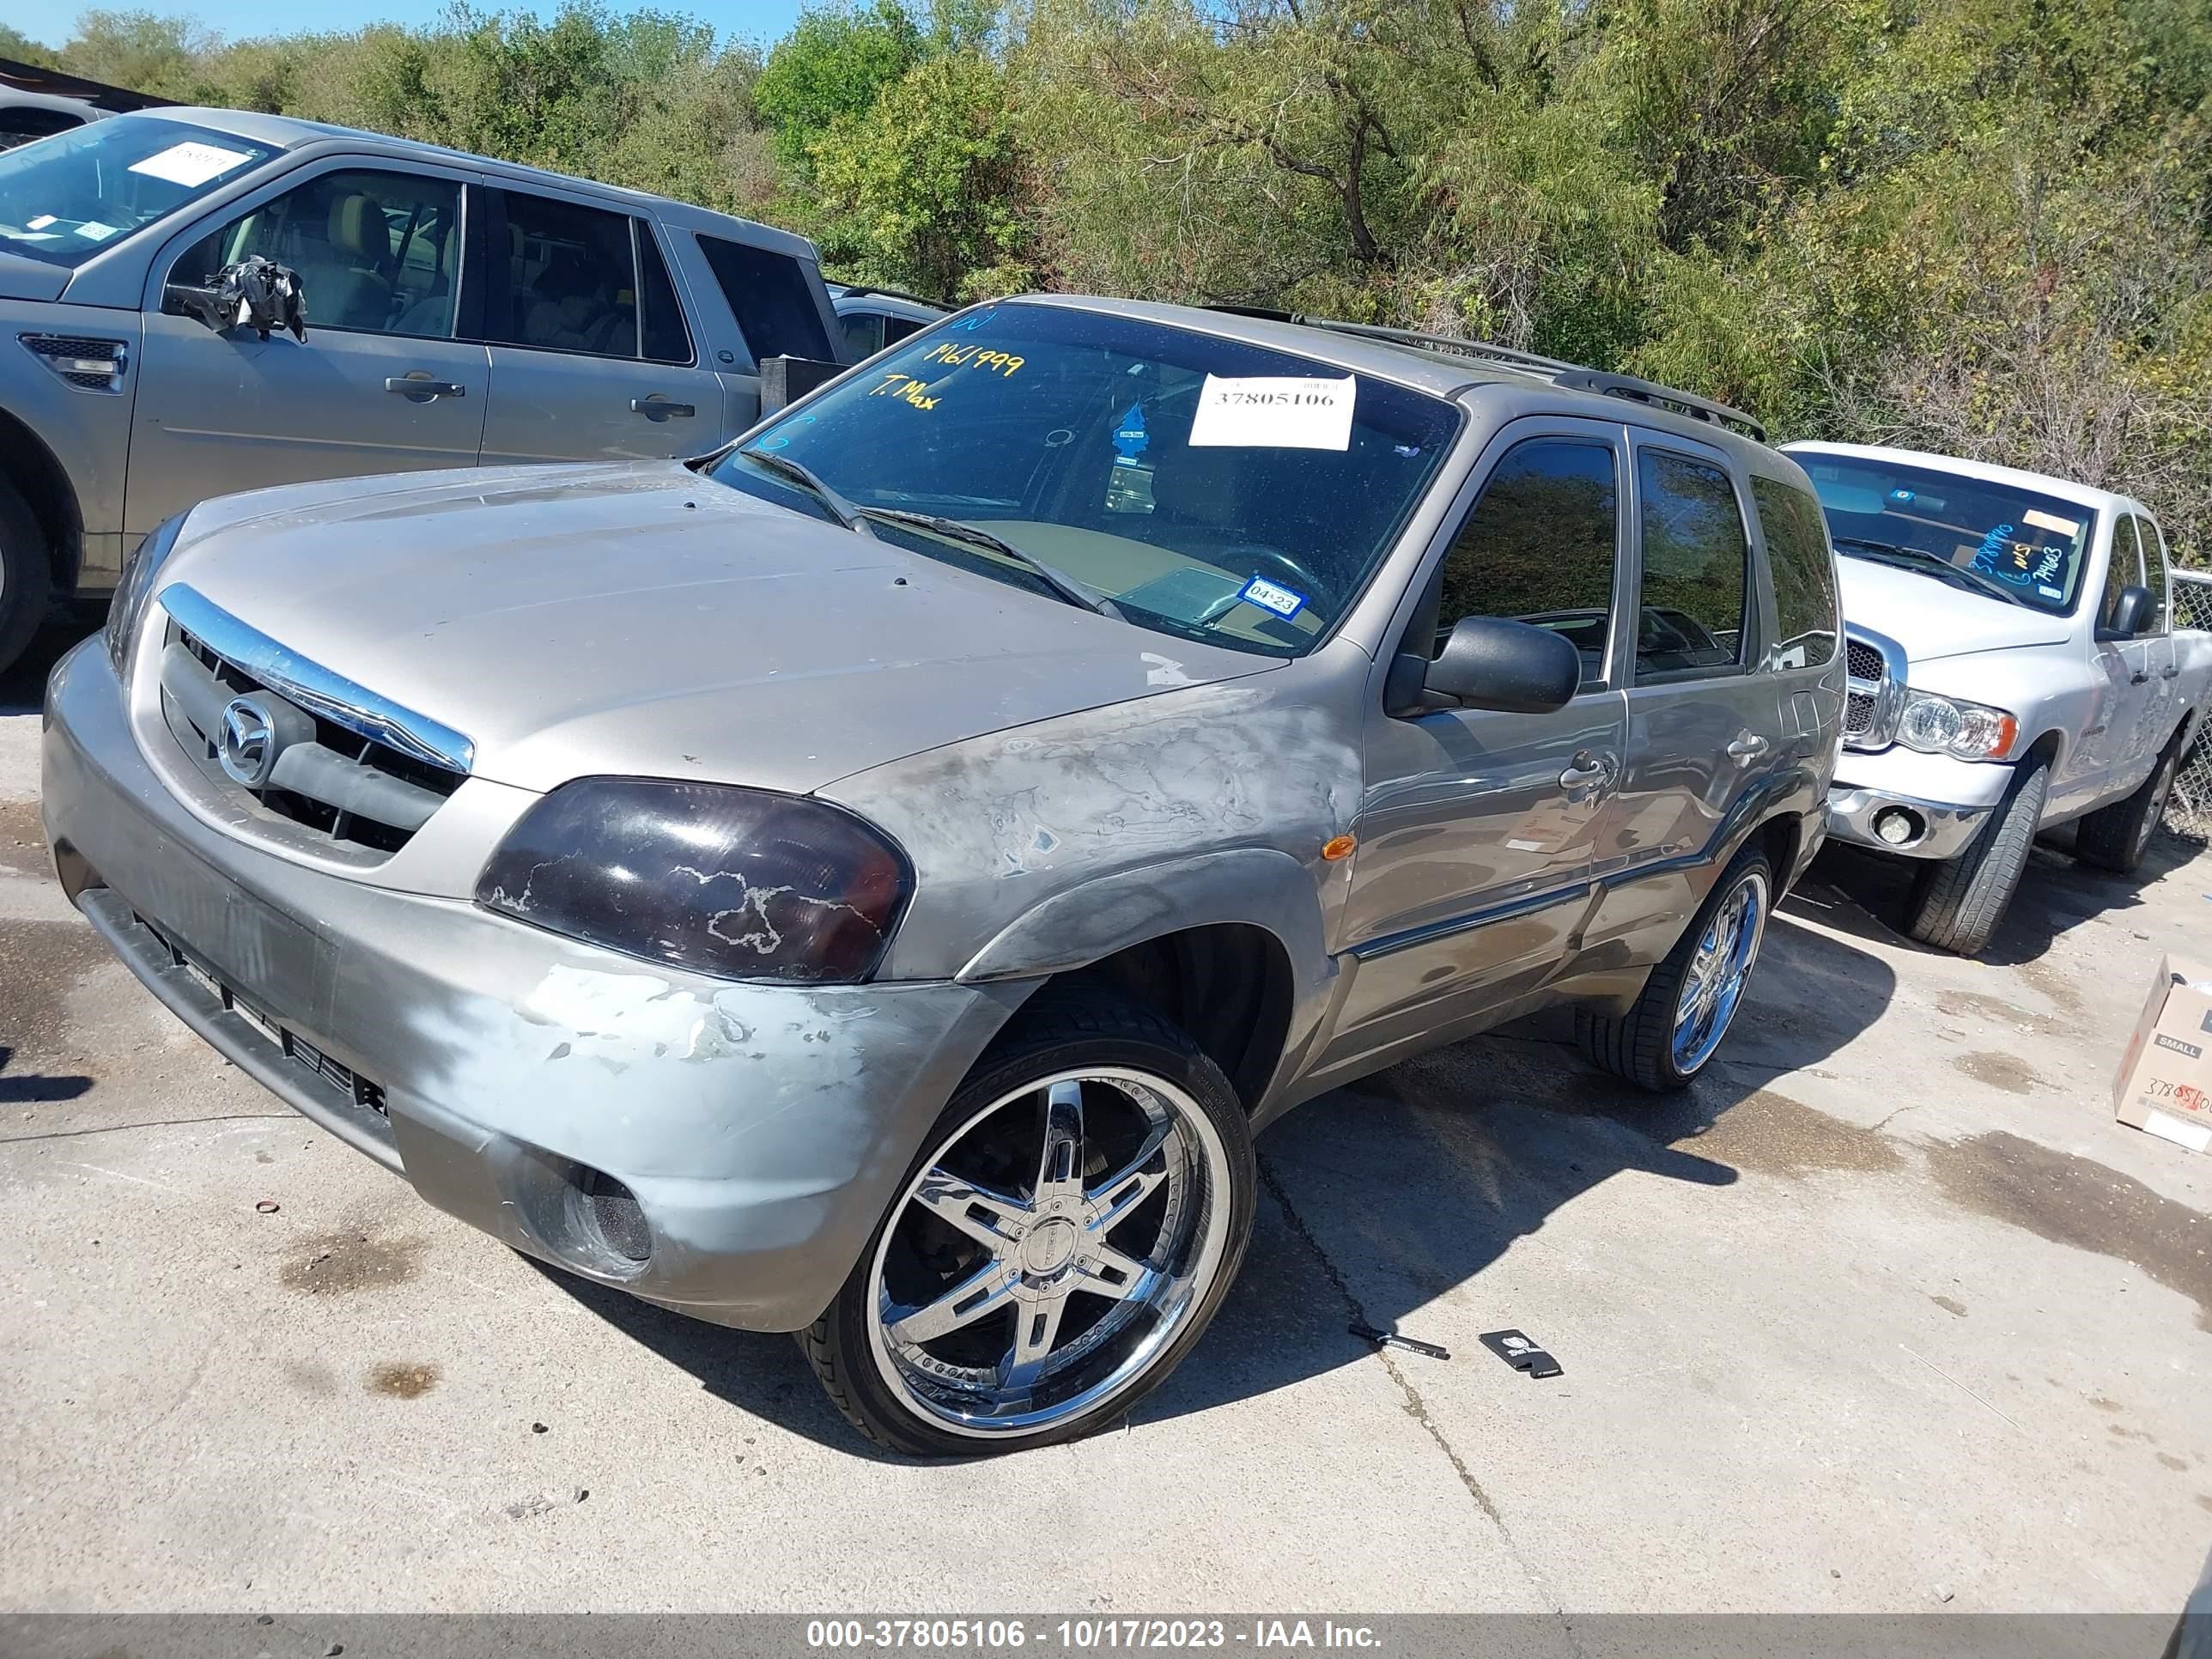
<box><xmin>859</xmin><ymin>509</ymin><xmax>1123</xmax><ymax>619</ymax></box>
<box><xmin>1833</xmin><ymin>537</ymin><xmax>2020</xmax><ymax>603</ymax></box>
<box><xmin>736</xmin><ymin>447</ymin><xmax>874</xmax><ymax>536</ymax></box>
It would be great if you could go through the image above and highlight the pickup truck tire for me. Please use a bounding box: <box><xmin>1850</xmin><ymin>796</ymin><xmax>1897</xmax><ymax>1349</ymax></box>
<box><xmin>1902</xmin><ymin>755</ymin><xmax>2048</xmax><ymax>956</ymax></box>
<box><xmin>799</xmin><ymin>990</ymin><xmax>1256</xmax><ymax>1458</ymax></box>
<box><xmin>1577</xmin><ymin>842</ymin><xmax>1773</xmax><ymax>1092</ymax></box>
<box><xmin>2073</xmin><ymin>739</ymin><xmax>2181</xmax><ymax>875</ymax></box>
<box><xmin>0</xmin><ymin>476</ymin><xmax>53</xmax><ymax>679</ymax></box>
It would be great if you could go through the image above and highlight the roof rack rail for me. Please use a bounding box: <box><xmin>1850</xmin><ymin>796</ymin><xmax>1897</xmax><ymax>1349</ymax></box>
<box><xmin>1200</xmin><ymin>305</ymin><xmax>1577</xmax><ymax>378</ymax></box>
<box><xmin>1199</xmin><ymin>304</ymin><xmax>1768</xmax><ymax>441</ymax></box>
<box><xmin>1550</xmin><ymin>369</ymin><xmax>1765</xmax><ymax>442</ymax></box>
<box><xmin>828</xmin><ymin>278</ymin><xmax>945</xmax><ymax>309</ymax></box>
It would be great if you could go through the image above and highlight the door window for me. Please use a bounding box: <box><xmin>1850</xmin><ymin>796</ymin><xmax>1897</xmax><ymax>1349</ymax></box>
<box><xmin>696</xmin><ymin>234</ymin><xmax>835</xmax><ymax>362</ymax></box>
<box><xmin>489</xmin><ymin>191</ymin><xmax>637</xmax><ymax>357</ymax></box>
<box><xmin>2099</xmin><ymin>523</ymin><xmax>2145</xmax><ymax>633</ymax></box>
<box><xmin>837</xmin><ymin>310</ymin><xmax>885</xmax><ymax>360</ymax></box>
<box><xmin>635</xmin><ymin>222</ymin><xmax>693</xmax><ymax>365</ymax></box>
<box><xmin>178</xmin><ymin>167</ymin><xmax>461</xmax><ymax>337</ymax></box>
<box><xmin>2133</xmin><ymin>517</ymin><xmax>2169</xmax><ymax>633</ymax></box>
<box><xmin>1433</xmin><ymin>438</ymin><xmax>1620</xmax><ymax>688</ymax></box>
<box><xmin>1635</xmin><ymin>450</ymin><xmax>1752</xmax><ymax>678</ymax></box>
<box><xmin>1749</xmin><ymin>474</ymin><xmax>1839</xmax><ymax>667</ymax></box>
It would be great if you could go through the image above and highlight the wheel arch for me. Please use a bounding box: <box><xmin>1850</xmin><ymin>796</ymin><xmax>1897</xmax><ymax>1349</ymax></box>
<box><xmin>0</xmin><ymin>403</ymin><xmax>83</xmax><ymax>594</ymax></box>
<box><xmin>954</xmin><ymin>846</ymin><xmax>1329</xmax><ymax>1115</ymax></box>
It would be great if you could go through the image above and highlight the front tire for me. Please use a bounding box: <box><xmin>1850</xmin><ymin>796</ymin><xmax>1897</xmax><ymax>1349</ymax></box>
<box><xmin>1577</xmin><ymin>842</ymin><xmax>1772</xmax><ymax>1092</ymax></box>
<box><xmin>800</xmin><ymin>992</ymin><xmax>1256</xmax><ymax>1457</ymax></box>
<box><xmin>1901</xmin><ymin>755</ymin><xmax>2048</xmax><ymax>955</ymax></box>
<box><xmin>2075</xmin><ymin>739</ymin><xmax>2181</xmax><ymax>874</ymax></box>
<box><xmin>0</xmin><ymin>476</ymin><xmax>53</xmax><ymax>679</ymax></box>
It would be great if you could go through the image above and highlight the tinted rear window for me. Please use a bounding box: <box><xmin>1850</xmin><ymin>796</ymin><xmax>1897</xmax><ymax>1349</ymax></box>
<box><xmin>696</xmin><ymin>234</ymin><xmax>833</xmax><ymax>362</ymax></box>
<box><xmin>1637</xmin><ymin>450</ymin><xmax>1751</xmax><ymax>678</ymax></box>
<box><xmin>1750</xmin><ymin>474</ymin><xmax>1840</xmax><ymax>665</ymax></box>
<box><xmin>637</xmin><ymin>222</ymin><xmax>693</xmax><ymax>365</ymax></box>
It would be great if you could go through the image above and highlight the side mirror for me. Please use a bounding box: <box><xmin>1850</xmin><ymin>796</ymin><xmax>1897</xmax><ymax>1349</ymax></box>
<box><xmin>1420</xmin><ymin>616</ymin><xmax>1583</xmax><ymax>714</ymax></box>
<box><xmin>2109</xmin><ymin>584</ymin><xmax>2154</xmax><ymax>639</ymax></box>
<box><xmin>164</xmin><ymin>257</ymin><xmax>307</xmax><ymax>342</ymax></box>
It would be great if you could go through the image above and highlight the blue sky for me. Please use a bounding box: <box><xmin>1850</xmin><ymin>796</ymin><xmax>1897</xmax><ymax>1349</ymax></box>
<box><xmin>9</xmin><ymin>1</ymin><xmax>812</xmax><ymax>52</ymax></box>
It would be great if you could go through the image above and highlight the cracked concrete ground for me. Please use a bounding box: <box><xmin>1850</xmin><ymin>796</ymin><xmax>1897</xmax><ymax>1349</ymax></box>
<box><xmin>3</xmin><ymin>623</ymin><xmax>2209</xmax><ymax>1613</ymax></box>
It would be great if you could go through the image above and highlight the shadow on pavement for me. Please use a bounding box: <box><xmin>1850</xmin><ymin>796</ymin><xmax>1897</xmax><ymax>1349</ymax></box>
<box><xmin>1797</xmin><ymin>829</ymin><xmax>2202</xmax><ymax>969</ymax></box>
<box><xmin>0</xmin><ymin>620</ymin><xmax>85</xmax><ymax>718</ymax></box>
<box><xmin>0</xmin><ymin>1044</ymin><xmax>93</xmax><ymax>1107</ymax></box>
<box><xmin>544</xmin><ymin>907</ymin><xmax>1898</xmax><ymax>1454</ymax></box>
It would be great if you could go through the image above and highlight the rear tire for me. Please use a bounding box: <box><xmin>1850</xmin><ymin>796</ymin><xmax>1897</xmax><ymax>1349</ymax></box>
<box><xmin>0</xmin><ymin>476</ymin><xmax>54</xmax><ymax>679</ymax></box>
<box><xmin>1902</xmin><ymin>755</ymin><xmax>2047</xmax><ymax>956</ymax></box>
<box><xmin>799</xmin><ymin>991</ymin><xmax>1256</xmax><ymax>1458</ymax></box>
<box><xmin>1577</xmin><ymin>842</ymin><xmax>1773</xmax><ymax>1092</ymax></box>
<box><xmin>2074</xmin><ymin>739</ymin><xmax>2180</xmax><ymax>874</ymax></box>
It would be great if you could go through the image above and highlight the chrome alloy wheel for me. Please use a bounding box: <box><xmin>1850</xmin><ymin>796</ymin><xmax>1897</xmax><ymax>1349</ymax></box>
<box><xmin>1672</xmin><ymin>867</ymin><xmax>1769</xmax><ymax>1075</ymax></box>
<box><xmin>866</xmin><ymin>1066</ymin><xmax>1233</xmax><ymax>1439</ymax></box>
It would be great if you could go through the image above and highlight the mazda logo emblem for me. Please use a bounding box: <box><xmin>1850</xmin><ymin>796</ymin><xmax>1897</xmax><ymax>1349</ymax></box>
<box><xmin>218</xmin><ymin>696</ymin><xmax>280</xmax><ymax>788</ymax></box>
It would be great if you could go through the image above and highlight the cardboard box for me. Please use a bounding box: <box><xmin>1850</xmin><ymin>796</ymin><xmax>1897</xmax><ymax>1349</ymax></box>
<box><xmin>2113</xmin><ymin>953</ymin><xmax>2212</xmax><ymax>1155</ymax></box>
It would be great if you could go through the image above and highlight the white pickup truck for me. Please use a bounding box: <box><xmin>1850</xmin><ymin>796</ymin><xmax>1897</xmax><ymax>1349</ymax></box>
<box><xmin>1782</xmin><ymin>441</ymin><xmax>2211</xmax><ymax>956</ymax></box>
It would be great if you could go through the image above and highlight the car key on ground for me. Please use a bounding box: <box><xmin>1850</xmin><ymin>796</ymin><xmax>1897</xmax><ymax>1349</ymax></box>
<box><xmin>43</xmin><ymin>296</ymin><xmax>1842</xmax><ymax>1455</ymax></box>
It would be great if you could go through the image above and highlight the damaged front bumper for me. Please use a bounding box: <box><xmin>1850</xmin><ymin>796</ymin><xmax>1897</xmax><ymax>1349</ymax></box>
<box><xmin>40</xmin><ymin>639</ymin><xmax>1028</xmax><ymax>1331</ymax></box>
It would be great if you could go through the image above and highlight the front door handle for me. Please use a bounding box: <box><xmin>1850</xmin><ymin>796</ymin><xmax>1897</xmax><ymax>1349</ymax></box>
<box><xmin>2130</xmin><ymin>671</ymin><xmax>2149</xmax><ymax>685</ymax></box>
<box><xmin>631</xmin><ymin>398</ymin><xmax>696</xmax><ymax>419</ymax></box>
<box><xmin>1726</xmin><ymin>733</ymin><xmax>1770</xmax><ymax>763</ymax></box>
<box><xmin>385</xmin><ymin>375</ymin><xmax>465</xmax><ymax>399</ymax></box>
<box><xmin>2162</xmin><ymin>665</ymin><xmax>2181</xmax><ymax>679</ymax></box>
<box><xmin>1559</xmin><ymin>751</ymin><xmax>1616</xmax><ymax>791</ymax></box>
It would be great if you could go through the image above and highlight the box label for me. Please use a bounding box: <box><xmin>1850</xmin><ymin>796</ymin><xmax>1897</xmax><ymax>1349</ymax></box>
<box><xmin>2154</xmin><ymin>1032</ymin><xmax>2204</xmax><ymax>1060</ymax></box>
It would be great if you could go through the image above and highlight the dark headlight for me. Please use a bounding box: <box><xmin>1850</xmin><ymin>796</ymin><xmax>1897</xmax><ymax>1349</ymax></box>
<box><xmin>106</xmin><ymin>511</ymin><xmax>189</xmax><ymax>673</ymax></box>
<box><xmin>477</xmin><ymin>778</ymin><xmax>912</xmax><ymax>983</ymax></box>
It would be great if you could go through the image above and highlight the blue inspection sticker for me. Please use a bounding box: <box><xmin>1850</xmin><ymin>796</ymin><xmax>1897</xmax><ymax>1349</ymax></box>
<box><xmin>1889</xmin><ymin>488</ymin><xmax>1916</xmax><ymax>505</ymax></box>
<box><xmin>1238</xmin><ymin>575</ymin><xmax>1307</xmax><ymax>620</ymax></box>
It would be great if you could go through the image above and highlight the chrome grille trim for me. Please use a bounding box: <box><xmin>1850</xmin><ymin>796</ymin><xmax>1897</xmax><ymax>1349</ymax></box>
<box><xmin>159</xmin><ymin>583</ymin><xmax>474</xmax><ymax>775</ymax></box>
<box><xmin>1842</xmin><ymin>624</ymin><xmax>1907</xmax><ymax>753</ymax></box>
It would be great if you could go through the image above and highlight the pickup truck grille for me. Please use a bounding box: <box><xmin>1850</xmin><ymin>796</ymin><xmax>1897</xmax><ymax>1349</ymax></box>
<box><xmin>154</xmin><ymin>586</ymin><xmax>471</xmax><ymax>860</ymax></box>
<box><xmin>1843</xmin><ymin>631</ymin><xmax>1898</xmax><ymax>751</ymax></box>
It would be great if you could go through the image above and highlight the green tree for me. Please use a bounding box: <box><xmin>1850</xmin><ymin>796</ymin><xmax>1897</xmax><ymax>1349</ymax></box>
<box><xmin>809</xmin><ymin>50</ymin><xmax>1034</xmax><ymax>300</ymax></box>
<box><xmin>752</xmin><ymin>0</ymin><xmax>922</xmax><ymax>172</ymax></box>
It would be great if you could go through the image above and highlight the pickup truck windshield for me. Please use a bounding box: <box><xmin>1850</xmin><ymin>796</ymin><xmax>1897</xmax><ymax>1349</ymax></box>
<box><xmin>1796</xmin><ymin>452</ymin><xmax>2097</xmax><ymax>617</ymax></box>
<box><xmin>0</xmin><ymin>116</ymin><xmax>274</xmax><ymax>269</ymax></box>
<box><xmin>708</xmin><ymin>301</ymin><xmax>1462</xmax><ymax>657</ymax></box>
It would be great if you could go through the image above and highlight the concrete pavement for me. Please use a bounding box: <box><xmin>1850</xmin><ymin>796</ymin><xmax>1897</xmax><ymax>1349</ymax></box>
<box><xmin>3</xmin><ymin>623</ymin><xmax>2209</xmax><ymax>1613</ymax></box>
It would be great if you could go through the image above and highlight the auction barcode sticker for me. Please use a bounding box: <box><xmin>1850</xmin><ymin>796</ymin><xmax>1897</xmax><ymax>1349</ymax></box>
<box><xmin>1188</xmin><ymin>374</ymin><xmax>1356</xmax><ymax>451</ymax></box>
<box><xmin>128</xmin><ymin>141</ymin><xmax>254</xmax><ymax>188</ymax></box>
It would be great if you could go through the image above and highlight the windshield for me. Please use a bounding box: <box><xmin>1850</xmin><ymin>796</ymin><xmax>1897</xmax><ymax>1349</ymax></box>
<box><xmin>709</xmin><ymin>302</ymin><xmax>1462</xmax><ymax>656</ymax></box>
<box><xmin>1793</xmin><ymin>450</ymin><xmax>2097</xmax><ymax>616</ymax></box>
<box><xmin>0</xmin><ymin>117</ymin><xmax>275</xmax><ymax>269</ymax></box>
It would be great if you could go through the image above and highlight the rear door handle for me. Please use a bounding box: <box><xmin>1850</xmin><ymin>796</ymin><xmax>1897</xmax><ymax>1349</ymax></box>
<box><xmin>631</xmin><ymin>398</ymin><xmax>696</xmax><ymax>419</ymax></box>
<box><xmin>385</xmin><ymin>376</ymin><xmax>465</xmax><ymax>398</ymax></box>
<box><xmin>1726</xmin><ymin>734</ymin><xmax>1770</xmax><ymax>762</ymax></box>
<box><xmin>2130</xmin><ymin>672</ymin><xmax>2149</xmax><ymax>684</ymax></box>
<box><xmin>2161</xmin><ymin>665</ymin><xmax>2180</xmax><ymax>679</ymax></box>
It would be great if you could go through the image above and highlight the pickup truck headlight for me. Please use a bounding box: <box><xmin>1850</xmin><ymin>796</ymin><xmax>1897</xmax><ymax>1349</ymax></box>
<box><xmin>105</xmin><ymin>512</ymin><xmax>189</xmax><ymax>673</ymax></box>
<box><xmin>477</xmin><ymin>778</ymin><xmax>911</xmax><ymax>983</ymax></box>
<box><xmin>1896</xmin><ymin>690</ymin><xmax>2020</xmax><ymax>762</ymax></box>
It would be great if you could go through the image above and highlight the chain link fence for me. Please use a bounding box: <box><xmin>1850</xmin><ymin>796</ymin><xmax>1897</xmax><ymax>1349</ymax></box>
<box><xmin>2167</xmin><ymin>569</ymin><xmax>2212</xmax><ymax>837</ymax></box>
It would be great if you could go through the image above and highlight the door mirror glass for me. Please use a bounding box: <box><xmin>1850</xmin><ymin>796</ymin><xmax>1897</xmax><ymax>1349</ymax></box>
<box><xmin>1425</xmin><ymin>616</ymin><xmax>1583</xmax><ymax>714</ymax></box>
<box><xmin>2110</xmin><ymin>584</ymin><xmax>2154</xmax><ymax>640</ymax></box>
